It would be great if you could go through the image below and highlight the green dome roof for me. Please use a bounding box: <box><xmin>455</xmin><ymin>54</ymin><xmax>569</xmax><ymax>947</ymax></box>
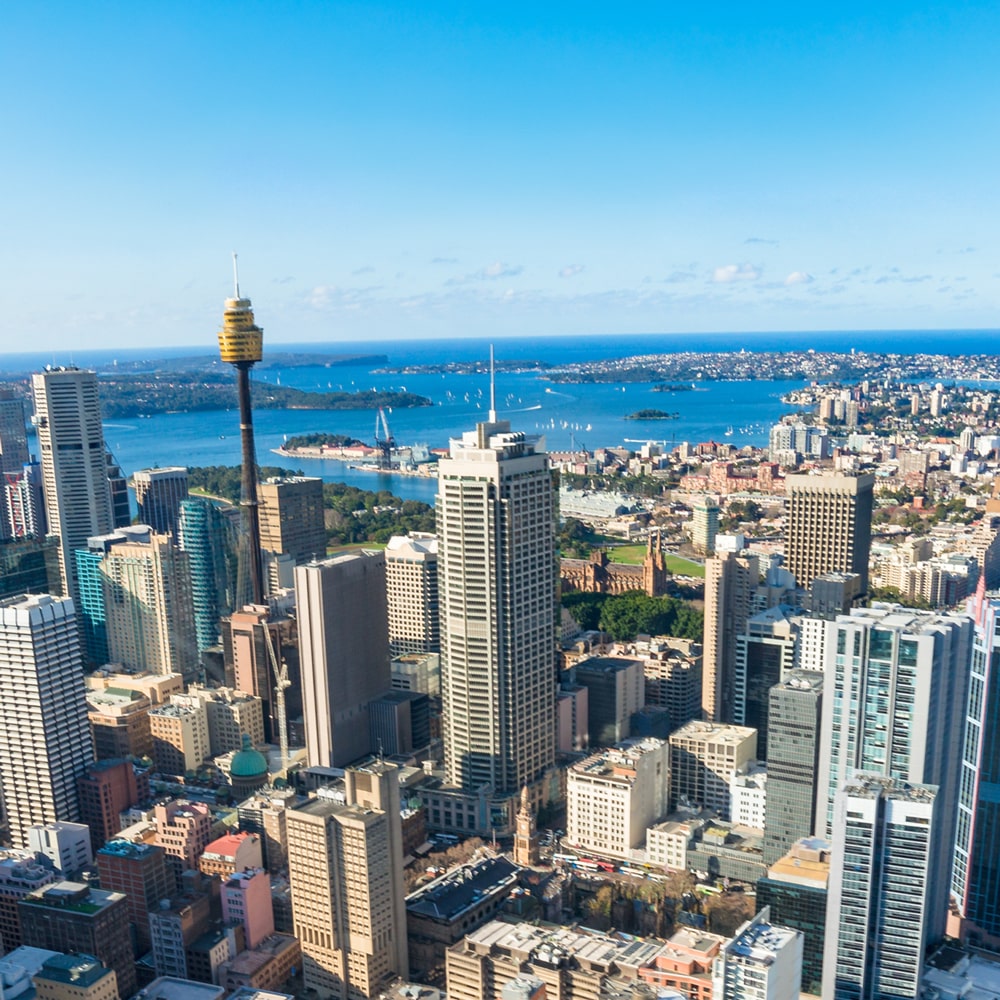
<box><xmin>230</xmin><ymin>734</ymin><xmax>268</xmax><ymax>778</ymax></box>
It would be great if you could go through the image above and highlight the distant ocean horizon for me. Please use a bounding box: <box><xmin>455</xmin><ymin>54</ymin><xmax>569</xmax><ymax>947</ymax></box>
<box><xmin>3</xmin><ymin>328</ymin><xmax>996</xmax><ymax>505</ymax></box>
<box><xmin>0</xmin><ymin>327</ymin><xmax>998</xmax><ymax>374</ymax></box>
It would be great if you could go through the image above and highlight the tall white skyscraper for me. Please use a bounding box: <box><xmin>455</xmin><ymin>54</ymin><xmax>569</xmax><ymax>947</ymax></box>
<box><xmin>437</xmin><ymin>415</ymin><xmax>556</xmax><ymax>796</ymax></box>
<box><xmin>31</xmin><ymin>367</ymin><xmax>114</xmax><ymax>601</ymax></box>
<box><xmin>823</xmin><ymin>775</ymin><xmax>938</xmax><ymax>1000</ymax></box>
<box><xmin>817</xmin><ymin>604</ymin><xmax>970</xmax><ymax>933</ymax></box>
<box><xmin>0</xmin><ymin>594</ymin><xmax>91</xmax><ymax>847</ymax></box>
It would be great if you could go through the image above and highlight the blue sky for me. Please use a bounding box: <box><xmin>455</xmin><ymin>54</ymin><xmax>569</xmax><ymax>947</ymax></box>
<box><xmin>2</xmin><ymin>2</ymin><xmax>998</xmax><ymax>350</ymax></box>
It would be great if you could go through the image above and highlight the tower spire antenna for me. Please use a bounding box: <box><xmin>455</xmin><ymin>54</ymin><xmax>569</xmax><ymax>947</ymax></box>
<box><xmin>488</xmin><ymin>343</ymin><xmax>497</xmax><ymax>422</ymax></box>
<box><xmin>232</xmin><ymin>251</ymin><xmax>240</xmax><ymax>298</ymax></box>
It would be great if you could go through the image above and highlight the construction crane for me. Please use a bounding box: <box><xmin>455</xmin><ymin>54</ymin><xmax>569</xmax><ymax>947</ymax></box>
<box><xmin>261</xmin><ymin>619</ymin><xmax>290</xmax><ymax>776</ymax></box>
<box><xmin>374</xmin><ymin>406</ymin><xmax>395</xmax><ymax>470</ymax></box>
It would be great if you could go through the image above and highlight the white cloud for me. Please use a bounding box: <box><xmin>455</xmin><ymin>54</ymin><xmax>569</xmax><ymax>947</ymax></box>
<box><xmin>713</xmin><ymin>263</ymin><xmax>761</xmax><ymax>284</ymax></box>
<box><xmin>784</xmin><ymin>271</ymin><xmax>814</xmax><ymax>286</ymax></box>
<box><xmin>446</xmin><ymin>261</ymin><xmax>524</xmax><ymax>285</ymax></box>
<box><xmin>559</xmin><ymin>264</ymin><xmax>585</xmax><ymax>278</ymax></box>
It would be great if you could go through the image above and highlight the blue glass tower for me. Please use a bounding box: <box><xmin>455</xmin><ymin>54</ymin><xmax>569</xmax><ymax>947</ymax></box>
<box><xmin>178</xmin><ymin>497</ymin><xmax>235</xmax><ymax>651</ymax></box>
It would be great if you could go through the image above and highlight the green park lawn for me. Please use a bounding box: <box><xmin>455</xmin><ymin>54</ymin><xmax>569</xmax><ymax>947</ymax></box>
<box><xmin>606</xmin><ymin>545</ymin><xmax>705</xmax><ymax>578</ymax></box>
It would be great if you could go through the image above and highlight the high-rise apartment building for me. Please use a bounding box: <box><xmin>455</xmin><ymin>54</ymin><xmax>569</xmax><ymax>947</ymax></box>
<box><xmin>296</xmin><ymin>552</ymin><xmax>390</xmax><ymax>768</ymax></box>
<box><xmin>0</xmin><ymin>595</ymin><xmax>91</xmax><ymax>847</ymax></box>
<box><xmin>286</xmin><ymin>759</ymin><xmax>408</xmax><ymax>998</ymax></box>
<box><xmin>763</xmin><ymin>671</ymin><xmax>823</xmax><ymax>865</ymax></box>
<box><xmin>689</xmin><ymin>497</ymin><xmax>720</xmax><ymax>555</ymax></box>
<box><xmin>384</xmin><ymin>532</ymin><xmax>440</xmax><ymax>656</ymax></box>
<box><xmin>817</xmin><ymin>605</ymin><xmax>970</xmax><ymax>935</ymax></box>
<box><xmin>437</xmin><ymin>417</ymin><xmax>556</xmax><ymax>796</ymax></box>
<box><xmin>702</xmin><ymin>547</ymin><xmax>759</xmax><ymax>722</ymax></box>
<box><xmin>20</xmin><ymin>881</ymin><xmax>136</xmax><ymax>999</ymax></box>
<box><xmin>31</xmin><ymin>367</ymin><xmax>114</xmax><ymax>601</ymax></box>
<box><xmin>76</xmin><ymin>527</ymin><xmax>198</xmax><ymax>676</ymax></box>
<box><xmin>953</xmin><ymin>587</ymin><xmax>1000</xmax><ymax>945</ymax></box>
<box><xmin>822</xmin><ymin>776</ymin><xmax>938</xmax><ymax>1000</ymax></box>
<box><xmin>784</xmin><ymin>472</ymin><xmax>874</xmax><ymax>592</ymax></box>
<box><xmin>133</xmin><ymin>466</ymin><xmax>189</xmax><ymax>535</ymax></box>
<box><xmin>153</xmin><ymin>800</ymin><xmax>213</xmax><ymax>876</ymax></box>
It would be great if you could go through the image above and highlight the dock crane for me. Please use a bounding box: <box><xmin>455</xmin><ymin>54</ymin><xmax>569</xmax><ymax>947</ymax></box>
<box><xmin>374</xmin><ymin>406</ymin><xmax>395</xmax><ymax>470</ymax></box>
<box><xmin>261</xmin><ymin>619</ymin><xmax>290</xmax><ymax>776</ymax></box>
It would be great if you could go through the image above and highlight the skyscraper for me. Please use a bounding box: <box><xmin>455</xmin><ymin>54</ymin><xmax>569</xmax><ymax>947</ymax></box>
<box><xmin>784</xmin><ymin>472</ymin><xmax>874</xmax><ymax>592</ymax></box>
<box><xmin>178</xmin><ymin>496</ymin><xmax>237</xmax><ymax>652</ymax></box>
<box><xmin>952</xmin><ymin>586</ymin><xmax>1000</xmax><ymax>945</ymax></box>
<box><xmin>702</xmin><ymin>546</ymin><xmax>759</xmax><ymax>723</ymax></box>
<box><xmin>822</xmin><ymin>776</ymin><xmax>938</xmax><ymax>1000</ymax></box>
<box><xmin>75</xmin><ymin>527</ymin><xmax>198</xmax><ymax>676</ymax></box>
<box><xmin>817</xmin><ymin>605</ymin><xmax>970</xmax><ymax>945</ymax></box>
<box><xmin>286</xmin><ymin>759</ymin><xmax>408</xmax><ymax>998</ymax></box>
<box><xmin>384</xmin><ymin>532</ymin><xmax>440</xmax><ymax>656</ymax></box>
<box><xmin>296</xmin><ymin>551</ymin><xmax>390</xmax><ymax>768</ymax></box>
<box><xmin>0</xmin><ymin>389</ymin><xmax>29</xmax><ymax>474</ymax></box>
<box><xmin>0</xmin><ymin>595</ymin><xmax>91</xmax><ymax>847</ymax></box>
<box><xmin>133</xmin><ymin>466</ymin><xmax>189</xmax><ymax>535</ymax></box>
<box><xmin>31</xmin><ymin>367</ymin><xmax>114</xmax><ymax>601</ymax></box>
<box><xmin>763</xmin><ymin>670</ymin><xmax>823</xmax><ymax>865</ymax></box>
<box><xmin>437</xmin><ymin>414</ymin><xmax>556</xmax><ymax>796</ymax></box>
<box><xmin>258</xmin><ymin>475</ymin><xmax>326</xmax><ymax>565</ymax></box>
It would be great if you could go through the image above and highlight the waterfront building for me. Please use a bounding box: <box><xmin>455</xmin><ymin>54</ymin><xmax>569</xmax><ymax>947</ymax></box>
<box><xmin>669</xmin><ymin>721</ymin><xmax>757</xmax><ymax>818</ymax></box>
<box><xmin>0</xmin><ymin>595</ymin><xmax>91</xmax><ymax>847</ymax></box>
<box><xmin>816</xmin><ymin>604</ymin><xmax>971</xmax><ymax>936</ymax></box>
<box><xmin>952</xmin><ymin>587</ymin><xmax>1000</xmax><ymax>946</ymax></box>
<box><xmin>96</xmin><ymin>839</ymin><xmax>175</xmax><ymax>958</ymax></box>
<box><xmin>702</xmin><ymin>546</ymin><xmax>759</xmax><ymax>723</ymax></box>
<box><xmin>755</xmin><ymin>838</ymin><xmax>830</xmax><ymax>994</ymax></box>
<box><xmin>19</xmin><ymin>881</ymin><xmax>136</xmax><ymax>999</ymax></box>
<box><xmin>784</xmin><ymin>472</ymin><xmax>874</xmax><ymax>592</ymax></box>
<box><xmin>762</xmin><ymin>671</ymin><xmax>823</xmax><ymax>865</ymax></box>
<box><xmin>822</xmin><ymin>776</ymin><xmax>938</xmax><ymax>1000</ymax></box>
<box><xmin>286</xmin><ymin>759</ymin><xmax>408</xmax><ymax>998</ymax></box>
<box><xmin>296</xmin><ymin>551</ymin><xmax>390</xmax><ymax>768</ymax></box>
<box><xmin>566</xmin><ymin>738</ymin><xmax>670</xmax><ymax>859</ymax></box>
<box><xmin>178</xmin><ymin>496</ymin><xmax>237</xmax><ymax>651</ymax></box>
<box><xmin>711</xmin><ymin>907</ymin><xmax>802</xmax><ymax>1000</ymax></box>
<box><xmin>31</xmin><ymin>367</ymin><xmax>114</xmax><ymax>601</ymax></box>
<box><xmin>437</xmin><ymin>415</ymin><xmax>556</xmax><ymax>797</ymax></box>
<box><xmin>384</xmin><ymin>532</ymin><xmax>440</xmax><ymax>656</ymax></box>
<box><xmin>133</xmin><ymin>466</ymin><xmax>189</xmax><ymax>535</ymax></box>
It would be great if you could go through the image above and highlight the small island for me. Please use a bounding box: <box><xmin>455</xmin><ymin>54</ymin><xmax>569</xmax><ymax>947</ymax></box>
<box><xmin>625</xmin><ymin>409</ymin><xmax>680</xmax><ymax>420</ymax></box>
<box><xmin>651</xmin><ymin>383</ymin><xmax>694</xmax><ymax>393</ymax></box>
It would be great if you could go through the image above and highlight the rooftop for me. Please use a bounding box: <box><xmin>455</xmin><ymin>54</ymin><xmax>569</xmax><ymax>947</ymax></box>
<box><xmin>407</xmin><ymin>856</ymin><xmax>520</xmax><ymax>920</ymax></box>
<box><xmin>35</xmin><ymin>953</ymin><xmax>110</xmax><ymax>987</ymax></box>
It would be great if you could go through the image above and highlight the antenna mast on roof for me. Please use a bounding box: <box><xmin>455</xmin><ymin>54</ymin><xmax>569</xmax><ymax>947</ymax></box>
<box><xmin>232</xmin><ymin>251</ymin><xmax>240</xmax><ymax>298</ymax></box>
